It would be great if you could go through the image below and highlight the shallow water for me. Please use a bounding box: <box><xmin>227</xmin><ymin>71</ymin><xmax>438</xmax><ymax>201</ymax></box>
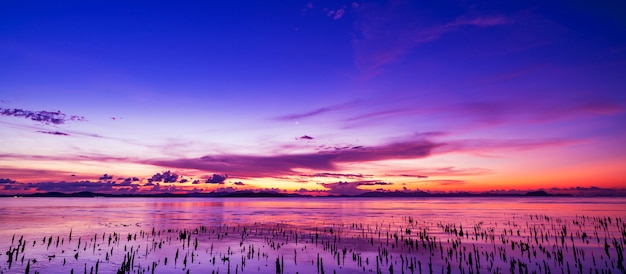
<box><xmin>1</xmin><ymin>197</ymin><xmax>625</xmax><ymax>273</ymax></box>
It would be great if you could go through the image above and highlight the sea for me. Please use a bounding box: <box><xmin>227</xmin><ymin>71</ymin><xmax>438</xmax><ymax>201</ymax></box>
<box><xmin>1</xmin><ymin>197</ymin><xmax>625</xmax><ymax>273</ymax></box>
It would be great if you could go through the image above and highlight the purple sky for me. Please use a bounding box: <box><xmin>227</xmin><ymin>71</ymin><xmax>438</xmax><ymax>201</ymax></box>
<box><xmin>1</xmin><ymin>1</ymin><xmax>625</xmax><ymax>195</ymax></box>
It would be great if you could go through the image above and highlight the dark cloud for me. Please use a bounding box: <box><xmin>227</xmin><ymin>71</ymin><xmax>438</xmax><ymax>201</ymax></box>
<box><xmin>7</xmin><ymin>181</ymin><xmax>134</xmax><ymax>194</ymax></box>
<box><xmin>99</xmin><ymin>174</ymin><xmax>113</xmax><ymax>181</ymax></box>
<box><xmin>0</xmin><ymin>108</ymin><xmax>86</xmax><ymax>125</ymax></box>
<box><xmin>205</xmin><ymin>174</ymin><xmax>227</xmax><ymax>184</ymax></box>
<box><xmin>0</xmin><ymin>178</ymin><xmax>16</xmax><ymax>184</ymax></box>
<box><xmin>147</xmin><ymin>140</ymin><xmax>439</xmax><ymax>178</ymax></box>
<box><xmin>393</xmin><ymin>174</ymin><xmax>429</xmax><ymax>178</ymax></box>
<box><xmin>233</xmin><ymin>181</ymin><xmax>245</xmax><ymax>186</ymax></box>
<box><xmin>319</xmin><ymin>181</ymin><xmax>393</xmax><ymax>195</ymax></box>
<box><xmin>297</xmin><ymin>135</ymin><xmax>314</xmax><ymax>140</ymax></box>
<box><xmin>149</xmin><ymin>171</ymin><xmax>179</xmax><ymax>183</ymax></box>
<box><xmin>302</xmin><ymin>172</ymin><xmax>370</xmax><ymax>179</ymax></box>
<box><xmin>316</xmin><ymin>145</ymin><xmax>364</xmax><ymax>151</ymax></box>
<box><xmin>37</xmin><ymin>130</ymin><xmax>70</xmax><ymax>136</ymax></box>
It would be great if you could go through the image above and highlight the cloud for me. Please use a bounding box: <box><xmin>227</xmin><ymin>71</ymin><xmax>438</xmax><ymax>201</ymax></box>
<box><xmin>442</xmin><ymin>138</ymin><xmax>581</xmax><ymax>154</ymax></box>
<box><xmin>0</xmin><ymin>178</ymin><xmax>16</xmax><ymax>184</ymax></box>
<box><xmin>302</xmin><ymin>172</ymin><xmax>369</xmax><ymax>179</ymax></box>
<box><xmin>148</xmin><ymin>136</ymin><xmax>567</xmax><ymax>180</ymax></box>
<box><xmin>423</xmin><ymin>179</ymin><xmax>465</xmax><ymax>186</ymax></box>
<box><xmin>148</xmin><ymin>171</ymin><xmax>179</xmax><ymax>183</ymax></box>
<box><xmin>37</xmin><ymin>130</ymin><xmax>70</xmax><ymax>136</ymax></box>
<box><xmin>0</xmin><ymin>167</ymin><xmax>79</xmax><ymax>182</ymax></box>
<box><xmin>0</xmin><ymin>153</ymin><xmax>131</xmax><ymax>164</ymax></box>
<box><xmin>393</xmin><ymin>174</ymin><xmax>429</xmax><ymax>178</ymax></box>
<box><xmin>146</xmin><ymin>139</ymin><xmax>439</xmax><ymax>178</ymax></box>
<box><xmin>2</xmin><ymin>180</ymin><xmax>140</xmax><ymax>194</ymax></box>
<box><xmin>389</xmin><ymin>167</ymin><xmax>492</xmax><ymax>178</ymax></box>
<box><xmin>339</xmin><ymin>96</ymin><xmax>624</xmax><ymax>132</ymax></box>
<box><xmin>297</xmin><ymin>135</ymin><xmax>314</xmax><ymax>140</ymax></box>
<box><xmin>319</xmin><ymin>181</ymin><xmax>393</xmax><ymax>195</ymax></box>
<box><xmin>0</xmin><ymin>108</ymin><xmax>86</xmax><ymax>125</ymax></box>
<box><xmin>205</xmin><ymin>174</ymin><xmax>227</xmax><ymax>184</ymax></box>
<box><xmin>233</xmin><ymin>181</ymin><xmax>245</xmax><ymax>186</ymax></box>
<box><xmin>333</xmin><ymin>8</ymin><xmax>345</xmax><ymax>20</ymax></box>
<box><xmin>273</xmin><ymin>100</ymin><xmax>362</xmax><ymax>121</ymax></box>
<box><xmin>352</xmin><ymin>2</ymin><xmax>509</xmax><ymax>76</ymax></box>
<box><xmin>275</xmin><ymin>107</ymin><xmax>333</xmax><ymax>121</ymax></box>
<box><xmin>99</xmin><ymin>174</ymin><xmax>113</xmax><ymax>181</ymax></box>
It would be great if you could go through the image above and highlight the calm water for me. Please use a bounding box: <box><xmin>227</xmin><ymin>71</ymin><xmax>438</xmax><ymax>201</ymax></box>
<box><xmin>1</xmin><ymin>197</ymin><xmax>625</xmax><ymax>273</ymax></box>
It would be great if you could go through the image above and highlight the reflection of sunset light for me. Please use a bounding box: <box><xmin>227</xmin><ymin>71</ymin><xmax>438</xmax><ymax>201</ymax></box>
<box><xmin>2</xmin><ymin>197</ymin><xmax>625</xmax><ymax>272</ymax></box>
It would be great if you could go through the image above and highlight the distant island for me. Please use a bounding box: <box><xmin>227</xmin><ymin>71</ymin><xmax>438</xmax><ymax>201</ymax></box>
<box><xmin>1</xmin><ymin>190</ymin><xmax>578</xmax><ymax>198</ymax></box>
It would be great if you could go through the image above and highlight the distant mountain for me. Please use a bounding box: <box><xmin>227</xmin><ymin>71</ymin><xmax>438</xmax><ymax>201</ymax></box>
<box><xmin>524</xmin><ymin>190</ymin><xmax>551</xmax><ymax>196</ymax></box>
<box><xmin>357</xmin><ymin>190</ymin><xmax>431</xmax><ymax>197</ymax></box>
<box><xmin>0</xmin><ymin>190</ymin><xmax>578</xmax><ymax>198</ymax></box>
<box><xmin>27</xmin><ymin>191</ymin><xmax>99</xmax><ymax>197</ymax></box>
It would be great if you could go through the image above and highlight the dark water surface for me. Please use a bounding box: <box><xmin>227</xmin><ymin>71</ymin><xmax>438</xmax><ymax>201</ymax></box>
<box><xmin>1</xmin><ymin>197</ymin><xmax>625</xmax><ymax>273</ymax></box>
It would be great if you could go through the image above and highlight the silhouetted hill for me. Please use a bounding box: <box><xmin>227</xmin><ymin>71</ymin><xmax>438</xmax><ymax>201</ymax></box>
<box><xmin>0</xmin><ymin>190</ymin><xmax>580</xmax><ymax>198</ymax></box>
<box><xmin>357</xmin><ymin>190</ymin><xmax>431</xmax><ymax>197</ymax></box>
<box><xmin>525</xmin><ymin>190</ymin><xmax>551</xmax><ymax>196</ymax></box>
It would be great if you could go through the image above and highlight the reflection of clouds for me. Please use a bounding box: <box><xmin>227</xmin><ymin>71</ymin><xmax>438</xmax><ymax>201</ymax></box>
<box><xmin>149</xmin><ymin>199</ymin><xmax>226</xmax><ymax>228</ymax></box>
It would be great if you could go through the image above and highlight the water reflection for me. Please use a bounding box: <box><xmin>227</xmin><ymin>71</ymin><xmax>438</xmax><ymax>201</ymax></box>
<box><xmin>0</xmin><ymin>197</ymin><xmax>624</xmax><ymax>273</ymax></box>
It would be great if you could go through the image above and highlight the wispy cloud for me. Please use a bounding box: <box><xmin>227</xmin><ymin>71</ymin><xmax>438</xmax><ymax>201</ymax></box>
<box><xmin>387</xmin><ymin>167</ymin><xmax>491</xmax><ymax>177</ymax></box>
<box><xmin>1</xmin><ymin>120</ymin><xmax>104</xmax><ymax>138</ymax></box>
<box><xmin>297</xmin><ymin>135</ymin><xmax>314</xmax><ymax>140</ymax></box>
<box><xmin>301</xmin><ymin>172</ymin><xmax>370</xmax><ymax>179</ymax></box>
<box><xmin>0</xmin><ymin>108</ymin><xmax>86</xmax><ymax>125</ymax></box>
<box><xmin>442</xmin><ymin>138</ymin><xmax>582</xmax><ymax>154</ymax></box>
<box><xmin>37</xmin><ymin>130</ymin><xmax>70</xmax><ymax>136</ymax></box>
<box><xmin>0</xmin><ymin>153</ymin><xmax>132</xmax><ymax>163</ymax></box>
<box><xmin>422</xmin><ymin>179</ymin><xmax>465</xmax><ymax>186</ymax></box>
<box><xmin>275</xmin><ymin>107</ymin><xmax>334</xmax><ymax>121</ymax></box>
<box><xmin>352</xmin><ymin>2</ymin><xmax>509</xmax><ymax>76</ymax></box>
<box><xmin>1</xmin><ymin>180</ymin><xmax>140</xmax><ymax>194</ymax></box>
<box><xmin>274</xmin><ymin>100</ymin><xmax>362</xmax><ymax>121</ymax></box>
<box><xmin>332</xmin><ymin>8</ymin><xmax>345</xmax><ymax>20</ymax></box>
<box><xmin>341</xmin><ymin>97</ymin><xmax>624</xmax><ymax>130</ymax></box>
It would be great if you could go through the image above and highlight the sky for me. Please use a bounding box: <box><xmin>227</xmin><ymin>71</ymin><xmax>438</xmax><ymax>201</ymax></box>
<box><xmin>1</xmin><ymin>1</ymin><xmax>625</xmax><ymax>196</ymax></box>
